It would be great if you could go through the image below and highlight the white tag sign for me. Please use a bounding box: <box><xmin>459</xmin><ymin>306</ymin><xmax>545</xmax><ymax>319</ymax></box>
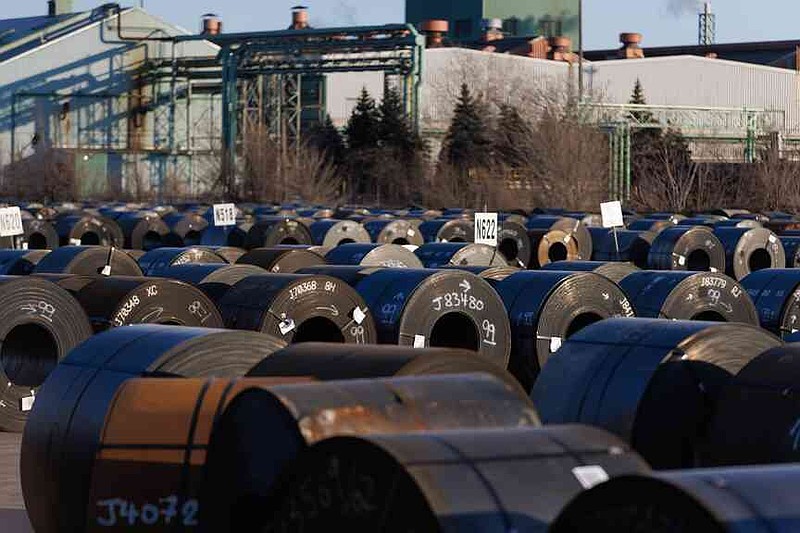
<box><xmin>474</xmin><ymin>213</ymin><xmax>498</xmax><ymax>247</ymax></box>
<box><xmin>572</xmin><ymin>465</ymin><xmax>610</xmax><ymax>489</ymax></box>
<box><xmin>600</xmin><ymin>201</ymin><xmax>624</xmax><ymax>229</ymax></box>
<box><xmin>352</xmin><ymin>306</ymin><xmax>367</xmax><ymax>325</ymax></box>
<box><xmin>213</xmin><ymin>203</ymin><xmax>237</xmax><ymax>227</ymax></box>
<box><xmin>413</xmin><ymin>335</ymin><xmax>426</xmax><ymax>348</ymax></box>
<box><xmin>0</xmin><ymin>207</ymin><xmax>24</xmax><ymax>237</ymax></box>
<box><xmin>20</xmin><ymin>394</ymin><xmax>35</xmax><ymax>412</ymax></box>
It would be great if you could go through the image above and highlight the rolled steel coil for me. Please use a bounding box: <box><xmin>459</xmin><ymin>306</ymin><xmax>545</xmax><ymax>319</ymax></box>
<box><xmin>439</xmin><ymin>265</ymin><xmax>520</xmax><ymax>281</ymax></box>
<box><xmin>244</xmin><ymin>218</ymin><xmax>313</xmax><ymax>249</ymax></box>
<box><xmin>295</xmin><ymin>265</ymin><xmax>381</xmax><ymax>287</ymax></box>
<box><xmin>23</xmin><ymin>219</ymin><xmax>59</xmax><ymax>250</ymax></box>
<box><xmin>414</xmin><ymin>242</ymin><xmax>509</xmax><ymax>268</ymax></box>
<box><xmin>236</xmin><ymin>246</ymin><xmax>326</xmax><ymax>273</ymax></box>
<box><xmin>532</xmin><ymin>317</ymin><xmax>781</xmax><ymax>469</ymax></box>
<box><xmin>264</xmin><ymin>426</ymin><xmax>649</xmax><ymax>532</ymax></box>
<box><xmin>20</xmin><ymin>324</ymin><xmax>287</xmax><ymax>533</ymax></box>
<box><xmin>54</xmin><ymin>276</ymin><xmax>224</xmax><ymax>332</ymax></box>
<box><xmin>115</xmin><ymin>211</ymin><xmax>170</xmax><ymax>251</ymax></box>
<box><xmin>348</xmin><ymin>269</ymin><xmax>511</xmax><ymax>366</ymax></box>
<box><xmin>552</xmin><ymin>466</ymin><xmax>800</xmax><ymax>532</ymax></box>
<box><xmin>54</xmin><ymin>214</ymin><xmax>122</xmax><ymax>247</ymax></box>
<box><xmin>779</xmin><ymin>236</ymin><xmax>800</xmax><ymax>267</ymax></box>
<box><xmin>647</xmin><ymin>226</ymin><xmax>726</xmax><ymax>272</ymax></box>
<box><xmin>362</xmin><ymin>219</ymin><xmax>424</xmax><ymax>245</ymax></box>
<box><xmin>708</xmin><ymin>208</ymin><xmax>750</xmax><ymax>218</ymax></box>
<box><xmin>136</xmin><ymin>247</ymin><xmax>226</xmax><ymax>276</ymax></box>
<box><xmin>202</xmin><ymin>373</ymin><xmax>539</xmax><ymax>530</ymax></box>
<box><xmin>308</xmin><ymin>219</ymin><xmax>371</xmax><ymax>247</ymax></box>
<box><xmin>162</xmin><ymin>212</ymin><xmax>209</xmax><ymax>246</ymax></box>
<box><xmin>418</xmin><ymin>218</ymin><xmax>474</xmax><ymax>243</ymax></box>
<box><xmin>626</xmin><ymin>218</ymin><xmax>676</xmax><ymax>233</ymax></box>
<box><xmin>325</xmin><ymin>243</ymin><xmax>423</xmax><ymax>268</ymax></box>
<box><xmin>199</xmin><ymin>225</ymin><xmax>250</xmax><ymax>249</ymax></box>
<box><xmin>217</xmin><ymin>274</ymin><xmax>377</xmax><ymax>345</ymax></box>
<box><xmin>153</xmin><ymin>263</ymin><xmax>266</xmax><ymax>301</ymax></box>
<box><xmin>765</xmin><ymin>219</ymin><xmax>800</xmax><ymax>234</ymax></box>
<box><xmin>592</xmin><ymin>229</ymin><xmax>656</xmax><ymax>268</ymax></box>
<box><xmin>706</xmin><ymin>344</ymin><xmax>800</xmax><ymax>466</ymax></box>
<box><xmin>33</xmin><ymin>246</ymin><xmax>143</xmax><ymax>276</ymax></box>
<box><xmin>493</xmin><ymin>271</ymin><xmax>636</xmax><ymax>392</ymax></box>
<box><xmin>501</xmin><ymin>212</ymin><xmax>529</xmax><ymax>226</ymax></box>
<box><xmin>527</xmin><ymin>215</ymin><xmax>592</xmax><ymax>260</ymax></box>
<box><xmin>0</xmin><ymin>276</ymin><xmax>92</xmax><ymax>432</ymax></box>
<box><xmin>713</xmin><ymin>227</ymin><xmax>785</xmax><ymax>280</ymax></box>
<box><xmin>674</xmin><ymin>217</ymin><xmax>719</xmax><ymax>227</ymax></box>
<box><xmin>713</xmin><ymin>218</ymin><xmax>762</xmax><ymax>228</ymax></box>
<box><xmin>122</xmin><ymin>249</ymin><xmax>146</xmax><ymax>261</ymax></box>
<box><xmin>204</xmin><ymin>246</ymin><xmax>245</xmax><ymax>264</ymax></box>
<box><xmin>527</xmin><ymin>228</ymin><xmax>580</xmax><ymax>268</ymax></box>
<box><xmin>620</xmin><ymin>271</ymin><xmax>758</xmax><ymax>324</ymax></box>
<box><xmin>587</xmin><ymin>226</ymin><xmax>612</xmax><ymax>258</ymax></box>
<box><xmin>542</xmin><ymin>260</ymin><xmax>639</xmax><ymax>284</ymax></box>
<box><xmin>498</xmin><ymin>220</ymin><xmax>532</xmax><ymax>268</ymax></box>
<box><xmin>740</xmin><ymin>268</ymin><xmax>800</xmax><ymax>338</ymax></box>
<box><xmin>0</xmin><ymin>249</ymin><xmax>49</xmax><ymax>275</ymax></box>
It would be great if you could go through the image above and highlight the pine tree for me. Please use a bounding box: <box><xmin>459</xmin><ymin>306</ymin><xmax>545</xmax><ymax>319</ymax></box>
<box><xmin>345</xmin><ymin>88</ymin><xmax>380</xmax><ymax>151</ymax></box>
<box><xmin>493</xmin><ymin>104</ymin><xmax>533</xmax><ymax>169</ymax></box>
<box><xmin>441</xmin><ymin>84</ymin><xmax>493</xmax><ymax>172</ymax></box>
<box><xmin>307</xmin><ymin>114</ymin><xmax>345</xmax><ymax>166</ymax></box>
<box><xmin>378</xmin><ymin>87</ymin><xmax>416</xmax><ymax>157</ymax></box>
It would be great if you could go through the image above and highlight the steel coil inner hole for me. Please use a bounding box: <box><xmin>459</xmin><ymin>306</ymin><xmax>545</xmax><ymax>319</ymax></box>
<box><xmin>337</xmin><ymin>239</ymin><xmax>356</xmax><ymax>245</ymax></box>
<box><xmin>143</xmin><ymin>231</ymin><xmax>162</xmax><ymax>250</ymax></box>
<box><xmin>28</xmin><ymin>233</ymin><xmax>48</xmax><ymax>249</ymax></box>
<box><xmin>449</xmin><ymin>237</ymin><xmax>467</xmax><ymax>243</ymax></box>
<box><xmin>691</xmin><ymin>310</ymin><xmax>726</xmax><ymax>322</ymax></box>
<box><xmin>687</xmin><ymin>249</ymin><xmax>711</xmax><ymax>271</ymax></box>
<box><xmin>549</xmin><ymin>242</ymin><xmax>568</xmax><ymax>263</ymax></box>
<box><xmin>566</xmin><ymin>312</ymin><xmax>604</xmax><ymax>339</ymax></box>
<box><xmin>293</xmin><ymin>317</ymin><xmax>345</xmax><ymax>343</ymax></box>
<box><xmin>499</xmin><ymin>238</ymin><xmax>519</xmax><ymax>261</ymax></box>
<box><xmin>391</xmin><ymin>238</ymin><xmax>410</xmax><ymax>245</ymax></box>
<box><xmin>184</xmin><ymin>230</ymin><xmax>202</xmax><ymax>246</ymax></box>
<box><xmin>279</xmin><ymin>237</ymin><xmax>300</xmax><ymax>245</ymax></box>
<box><xmin>748</xmin><ymin>248</ymin><xmax>772</xmax><ymax>272</ymax></box>
<box><xmin>430</xmin><ymin>312</ymin><xmax>479</xmax><ymax>351</ymax></box>
<box><xmin>80</xmin><ymin>232</ymin><xmax>100</xmax><ymax>245</ymax></box>
<box><xmin>1</xmin><ymin>323</ymin><xmax>58</xmax><ymax>387</ymax></box>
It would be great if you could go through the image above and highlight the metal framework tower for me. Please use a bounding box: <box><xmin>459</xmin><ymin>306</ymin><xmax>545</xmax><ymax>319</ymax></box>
<box><xmin>699</xmin><ymin>2</ymin><xmax>716</xmax><ymax>46</ymax></box>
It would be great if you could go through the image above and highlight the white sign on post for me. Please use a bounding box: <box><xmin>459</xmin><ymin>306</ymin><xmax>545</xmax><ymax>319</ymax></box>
<box><xmin>474</xmin><ymin>212</ymin><xmax>499</xmax><ymax>247</ymax></box>
<box><xmin>0</xmin><ymin>207</ymin><xmax>24</xmax><ymax>237</ymax></box>
<box><xmin>213</xmin><ymin>203</ymin><xmax>237</xmax><ymax>227</ymax></box>
<box><xmin>600</xmin><ymin>201</ymin><xmax>624</xmax><ymax>229</ymax></box>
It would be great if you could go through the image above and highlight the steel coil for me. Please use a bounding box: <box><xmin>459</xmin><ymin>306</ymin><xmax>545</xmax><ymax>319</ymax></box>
<box><xmin>236</xmin><ymin>246</ymin><xmax>326</xmax><ymax>273</ymax></box>
<box><xmin>528</xmin><ymin>215</ymin><xmax>593</xmax><ymax>259</ymax></box>
<box><xmin>308</xmin><ymin>219</ymin><xmax>371</xmax><ymax>247</ymax></box>
<box><xmin>264</xmin><ymin>426</ymin><xmax>649</xmax><ymax>532</ymax></box>
<box><xmin>202</xmin><ymin>373</ymin><xmax>539</xmax><ymax>530</ymax></box>
<box><xmin>136</xmin><ymin>247</ymin><xmax>226</xmax><ymax>276</ymax></box>
<box><xmin>0</xmin><ymin>249</ymin><xmax>49</xmax><ymax>275</ymax></box>
<box><xmin>217</xmin><ymin>274</ymin><xmax>377</xmax><ymax>345</ymax></box>
<box><xmin>20</xmin><ymin>324</ymin><xmax>287</xmax><ymax>533</ymax></box>
<box><xmin>162</xmin><ymin>212</ymin><xmax>209</xmax><ymax>246</ymax></box>
<box><xmin>414</xmin><ymin>242</ymin><xmax>509</xmax><ymax>268</ymax></box>
<box><xmin>417</xmin><ymin>218</ymin><xmax>473</xmax><ymax>243</ymax></box>
<box><xmin>55</xmin><ymin>276</ymin><xmax>224</xmax><ymax>331</ymax></box>
<box><xmin>527</xmin><ymin>228</ymin><xmax>580</xmax><ymax>268</ymax></box>
<box><xmin>199</xmin><ymin>225</ymin><xmax>250</xmax><ymax>249</ymax></box>
<box><xmin>151</xmin><ymin>264</ymin><xmax>266</xmax><ymax>301</ymax></box>
<box><xmin>439</xmin><ymin>265</ymin><xmax>520</xmax><ymax>281</ymax></box>
<box><xmin>713</xmin><ymin>227</ymin><xmax>785</xmax><ymax>280</ymax></box>
<box><xmin>626</xmin><ymin>218</ymin><xmax>675</xmax><ymax>233</ymax></box>
<box><xmin>23</xmin><ymin>219</ymin><xmax>59</xmax><ymax>250</ymax></box>
<box><xmin>740</xmin><ymin>268</ymin><xmax>800</xmax><ymax>338</ymax></box>
<box><xmin>532</xmin><ymin>317</ymin><xmax>781</xmax><ymax>468</ymax></box>
<box><xmin>713</xmin><ymin>218</ymin><xmax>762</xmax><ymax>228</ymax></box>
<box><xmin>620</xmin><ymin>271</ymin><xmax>758</xmax><ymax>323</ymax></box>
<box><xmin>493</xmin><ymin>271</ymin><xmax>636</xmax><ymax>391</ymax></box>
<box><xmin>647</xmin><ymin>226</ymin><xmax>725</xmax><ymax>271</ymax></box>
<box><xmin>593</xmin><ymin>229</ymin><xmax>656</xmax><ymax>268</ymax></box>
<box><xmin>350</xmin><ymin>269</ymin><xmax>511</xmax><ymax>366</ymax></box>
<box><xmin>115</xmin><ymin>212</ymin><xmax>170</xmax><ymax>250</ymax></box>
<box><xmin>0</xmin><ymin>276</ymin><xmax>92</xmax><ymax>432</ymax></box>
<box><xmin>244</xmin><ymin>218</ymin><xmax>313</xmax><ymax>249</ymax></box>
<box><xmin>498</xmin><ymin>220</ymin><xmax>532</xmax><ymax>268</ymax></box>
<box><xmin>54</xmin><ymin>214</ymin><xmax>122</xmax><ymax>247</ymax></box>
<box><xmin>779</xmin><ymin>237</ymin><xmax>800</xmax><ymax>267</ymax></box>
<box><xmin>203</xmin><ymin>246</ymin><xmax>245</xmax><ymax>263</ymax></box>
<box><xmin>325</xmin><ymin>243</ymin><xmax>423</xmax><ymax>268</ymax></box>
<box><xmin>552</xmin><ymin>466</ymin><xmax>800</xmax><ymax>532</ymax></box>
<box><xmin>362</xmin><ymin>219</ymin><xmax>424</xmax><ymax>245</ymax></box>
<box><xmin>33</xmin><ymin>246</ymin><xmax>143</xmax><ymax>276</ymax></box>
<box><xmin>542</xmin><ymin>260</ymin><xmax>640</xmax><ymax>283</ymax></box>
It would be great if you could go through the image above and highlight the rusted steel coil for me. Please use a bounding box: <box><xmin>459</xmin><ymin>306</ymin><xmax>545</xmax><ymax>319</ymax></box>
<box><xmin>527</xmin><ymin>215</ymin><xmax>593</xmax><ymax>260</ymax></box>
<box><xmin>527</xmin><ymin>228</ymin><xmax>580</xmax><ymax>268</ymax></box>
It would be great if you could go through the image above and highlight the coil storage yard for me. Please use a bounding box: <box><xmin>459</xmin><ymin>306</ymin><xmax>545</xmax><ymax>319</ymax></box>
<box><xmin>4</xmin><ymin>201</ymin><xmax>800</xmax><ymax>532</ymax></box>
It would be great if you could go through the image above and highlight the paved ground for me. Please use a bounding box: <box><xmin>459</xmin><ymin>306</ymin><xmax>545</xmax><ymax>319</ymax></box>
<box><xmin>0</xmin><ymin>432</ymin><xmax>32</xmax><ymax>532</ymax></box>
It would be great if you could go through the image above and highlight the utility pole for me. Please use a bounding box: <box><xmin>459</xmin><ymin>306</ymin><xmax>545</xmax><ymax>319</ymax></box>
<box><xmin>578</xmin><ymin>0</ymin><xmax>584</xmax><ymax>103</ymax></box>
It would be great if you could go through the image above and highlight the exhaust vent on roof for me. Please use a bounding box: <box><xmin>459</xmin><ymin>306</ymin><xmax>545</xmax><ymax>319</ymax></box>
<box><xmin>47</xmin><ymin>0</ymin><xmax>73</xmax><ymax>17</ymax></box>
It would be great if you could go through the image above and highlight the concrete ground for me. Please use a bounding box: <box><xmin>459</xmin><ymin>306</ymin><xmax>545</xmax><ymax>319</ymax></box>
<box><xmin>0</xmin><ymin>433</ymin><xmax>32</xmax><ymax>532</ymax></box>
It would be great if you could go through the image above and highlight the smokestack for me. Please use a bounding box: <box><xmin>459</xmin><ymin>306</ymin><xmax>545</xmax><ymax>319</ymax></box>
<box><xmin>618</xmin><ymin>32</ymin><xmax>645</xmax><ymax>59</ymax></box>
<box><xmin>420</xmin><ymin>19</ymin><xmax>449</xmax><ymax>48</ymax></box>
<box><xmin>291</xmin><ymin>5</ymin><xmax>309</xmax><ymax>30</ymax></box>
<box><xmin>201</xmin><ymin>13</ymin><xmax>222</xmax><ymax>36</ymax></box>
<box><xmin>698</xmin><ymin>1</ymin><xmax>716</xmax><ymax>45</ymax></box>
<box><xmin>47</xmin><ymin>0</ymin><xmax>73</xmax><ymax>17</ymax></box>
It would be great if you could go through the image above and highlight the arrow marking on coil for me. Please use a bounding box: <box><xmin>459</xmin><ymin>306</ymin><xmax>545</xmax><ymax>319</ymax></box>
<box><xmin>316</xmin><ymin>305</ymin><xmax>340</xmax><ymax>317</ymax></box>
<box><xmin>460</xmin><ymin>280</ymin><xmax>471</xmax><ymax>292</ymax></box>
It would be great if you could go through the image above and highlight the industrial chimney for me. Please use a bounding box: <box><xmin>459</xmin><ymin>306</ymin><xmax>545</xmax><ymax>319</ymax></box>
<box><xmin>699</xmin><ymin>2</ymin><xmax>716</xmax><ymax>45</ymax></box>
<box><xmin>47</xmin><ymin>0</ymin><xmax>73</xmax><ymax>17</ymax></box>
<box><xmin>618</xmin><ymin>33</ymin><xmax>645</xmax><ymax>59</ymax></box>
<box><xmin>291</xmin><ymin>5</ymin><xmax>309</xmax><ymax>30</ymax></box>
<box><xmin>420</xmin><ymin>19</ymin><xmax>448</xmax><ymax>48</ymax></box>
<box><xmin>201</xmin><ymin>13</ymin><xmax>222</xmax><ymax>36</ymax></box>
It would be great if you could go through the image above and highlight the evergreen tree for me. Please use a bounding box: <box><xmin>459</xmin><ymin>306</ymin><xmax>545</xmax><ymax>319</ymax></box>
<box><xmin>345</xmin><ymin>88</ymin><xmax>380</xmax><ymax>151</ymax></box>
<box><xmin>378</xmin><ymin>87</ymin><xmax>416</xmax><ymax>157</ymax></box>
<box><xmin>493</xmin><ymin>104</ymin><xmax>533</xmax><ymax>169</ymax></box>
<box><xmin>441</xmin><ymin>84</ymin><xmax>493</xmax><ymax>173</ymax></box>
<box><xmin>307</xmin><ymin>114</ymin><xmax>345</xmax><ymax>166</ymax></box>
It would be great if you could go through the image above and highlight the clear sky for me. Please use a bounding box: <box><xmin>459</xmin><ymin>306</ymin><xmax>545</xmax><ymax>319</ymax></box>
<box><xmin>6</xmin><ymin>0</ymin><xmax>800</xmax><ymax>49</ymax></box>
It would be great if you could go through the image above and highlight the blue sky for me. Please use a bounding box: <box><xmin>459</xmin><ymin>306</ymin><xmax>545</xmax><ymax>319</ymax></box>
<box><xmin>7</xmin><ymin>0</ymin><xmax>800</xmax><ymax>49</ymax></box>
